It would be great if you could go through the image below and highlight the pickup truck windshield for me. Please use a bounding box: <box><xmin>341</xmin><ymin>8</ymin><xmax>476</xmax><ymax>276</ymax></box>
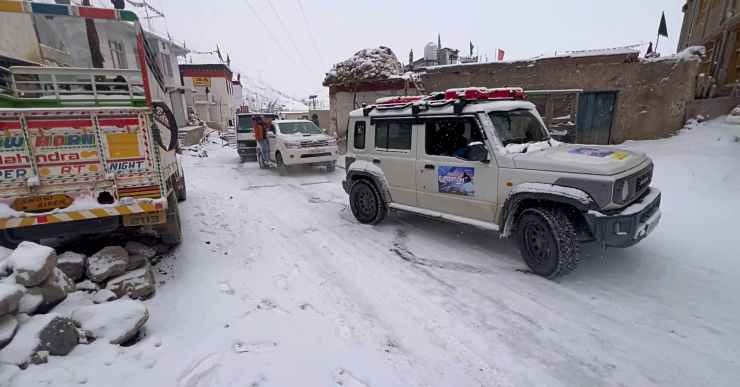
<box><xmin>237</xmin><ymin>116</ymin><xmax>253</xmax><ymax>132</ymax></box>
<box><xmin>278</xmin><ymin>121</ymin><xmax>322</xmax><ymax>135</ymax></box>
<box><xmin>489</xmin><ymin>109</ymin><xmax>550</xmax><ymax>146</ymax></box>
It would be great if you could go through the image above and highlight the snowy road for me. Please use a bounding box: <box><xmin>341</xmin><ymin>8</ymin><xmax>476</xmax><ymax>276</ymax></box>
<box><xmin>10</xmin><ymin>119</ymin><xmax>740</xmax><ymax>387</ymax></box>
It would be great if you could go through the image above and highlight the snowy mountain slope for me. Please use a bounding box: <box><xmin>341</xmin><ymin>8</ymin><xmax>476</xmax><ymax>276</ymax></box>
<box><xmin>7</xmin><ymin>117</ymin><xmax>740</xmax><ymax>387</ymax></box>
<box><xmin>240</xmin><ymin>74</ymin><xmax>309</xmax><ymax>112</ymax></box>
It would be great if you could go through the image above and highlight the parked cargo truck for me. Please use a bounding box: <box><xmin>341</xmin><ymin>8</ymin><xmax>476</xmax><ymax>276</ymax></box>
<box><xmin>0</xmin><ymin>2</ymin><xmax>186</xmax><ymax>246</ymax></box>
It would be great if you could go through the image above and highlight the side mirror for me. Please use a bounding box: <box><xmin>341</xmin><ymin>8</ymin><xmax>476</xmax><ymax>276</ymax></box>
<box><xmin>466</xmin><ymin>142</ymin><xmax>489</xmax><ymax>163</ymax></box>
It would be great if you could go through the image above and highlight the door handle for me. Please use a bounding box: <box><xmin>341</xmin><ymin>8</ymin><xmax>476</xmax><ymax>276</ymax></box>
<box><xmin>372</xmin><ymin>159</ymin><xmax>381</xmax><ymax>164</ymax></box>
<box><xmin>424</xmin><ymin>164</ymin><xmax>435</xmax><ymax>170</ymax></box>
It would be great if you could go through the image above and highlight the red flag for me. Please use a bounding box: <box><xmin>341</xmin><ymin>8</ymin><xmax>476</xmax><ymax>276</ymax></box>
<box><xmin>497</xmin><ymin>49</ymin><xmax>505</xmax><ymax>61</ymax></box>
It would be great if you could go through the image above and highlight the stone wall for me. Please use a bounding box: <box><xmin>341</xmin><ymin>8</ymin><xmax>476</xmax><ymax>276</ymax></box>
<box><xmin>686</xmin><ymin>95</ymin><xmax>740</xmax><ymax>120</ymax></box>
<box><xmin>419</xmin><ymin>56</ymin><xmax>700</xmax><ymax>143</ymax></box>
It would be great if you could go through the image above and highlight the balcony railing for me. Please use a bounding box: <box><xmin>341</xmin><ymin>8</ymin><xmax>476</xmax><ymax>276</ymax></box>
<box><xmin>0</xmin><ymin>66</ymin><xmax>147</xmax><ymax>108</ymax></box>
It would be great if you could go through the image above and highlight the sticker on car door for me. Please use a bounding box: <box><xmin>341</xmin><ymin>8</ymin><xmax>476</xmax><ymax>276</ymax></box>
<box><xmin>437</xmin><ymin>166</ymin><xmax>475</xmax><ymax>196</ymax></box>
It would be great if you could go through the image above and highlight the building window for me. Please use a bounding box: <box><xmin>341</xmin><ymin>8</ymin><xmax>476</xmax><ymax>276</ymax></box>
<box><xmin>160</xmin><ymin>53</ymin><xmax>172</xmax><ymax>77</ymax></box>
<box><xmin>375</xmin><ymin>120</ymin><xmax>412</xmax><ymax>150</ymax></box>
<box><xmin>354</xmin><ymin>121</ymin><xmax>366</xmax><ymax>149</ymax></box>
<box><xmin>108</xmin><ymin>40</ymin><xmax>127</xmax><ymax>69</ymax></box>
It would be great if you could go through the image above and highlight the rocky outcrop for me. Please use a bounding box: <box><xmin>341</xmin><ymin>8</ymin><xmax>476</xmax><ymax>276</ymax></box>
<box><xmin>106</xmin><ymin>265</ymin><xmax>155</xmax><ymax>300</ymax></box>
<box><xmin>86</xmin><ymin>246</ymin><xmax>129</xmax><ymax>283</ymax></box>
<box><xmin>8</xmin><ymin>242</ymin><xmax>56</xmax><ymax>287</ymax></box>
<box><xmin>124</xmin><ymin>241</ymin><xmax>156</xmax><ymax>260</ymax></box>
<box><xmin>56</xmin><ymin>251</ymin><xmax>86</xmax><ymax>282</ymax></box>
<box><xmin>92</xmin><ymin>289</ymin><xmax>118</xmax><ymax>304</ymax></box>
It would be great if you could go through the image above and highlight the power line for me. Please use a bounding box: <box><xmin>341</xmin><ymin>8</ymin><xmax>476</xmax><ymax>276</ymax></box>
<box><xmin>295</xmin><ymin>0</ymin><xmax>324</xmax><ymax>66</ymax></box>
<box><xmin>264</xmin><ymin>0</ymin><xmax>313</xmax><ymax>70</ymax></box>
<box><xmin>239</xmin><ymin>0</ymin><xmax>299</xmax><ymax>67</ymax></box>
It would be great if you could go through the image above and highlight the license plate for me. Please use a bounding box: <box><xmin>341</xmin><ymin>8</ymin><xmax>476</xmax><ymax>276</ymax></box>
<box><xmin>11</xmin><ymin>194</ymin><xmax>73</xmax><ymax>213</ymax></box>
<box><xmin>123</xmin><ymin>210</ymin><xmax>166</xmax><ymax>227</ymax></box>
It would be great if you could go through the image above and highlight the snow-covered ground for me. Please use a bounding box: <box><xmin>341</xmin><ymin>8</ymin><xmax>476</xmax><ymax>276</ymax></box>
<box><xmin>7</xmin><ymin>117</ymin><xmax>740</xmax><ymax>387</ymax></box>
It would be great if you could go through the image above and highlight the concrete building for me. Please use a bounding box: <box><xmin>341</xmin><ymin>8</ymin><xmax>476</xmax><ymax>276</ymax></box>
<box><xmin>179</xmin><ymin>63</ymin><xmax>235</xmax><ymax>129</ymax></box>
<box><xmin>328</xmin><ymin>50</ymin><xmax>700</xmax><ymax>145</ymax></box>
<box><xmin>679</xmin><ymin>0</ymin><xmax>740</xmax><ymax>116</ymax></box>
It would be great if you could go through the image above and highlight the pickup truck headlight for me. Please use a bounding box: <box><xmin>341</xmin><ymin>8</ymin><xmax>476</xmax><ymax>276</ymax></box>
<box><xmin>284</xmin><ymin>142</ymin><xmax>301</xmax><ymax>149</ymax></box>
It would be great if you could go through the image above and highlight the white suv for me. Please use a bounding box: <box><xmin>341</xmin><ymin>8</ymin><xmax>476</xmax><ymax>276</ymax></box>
<box><xmin>342</xmin><ymin>88</ymin><xmax>661</xmax><ymax>278</ymax></box>
<box><xmin>260</xmin><ymin>119</ymin><xmax>339</xmax><ymax>174</ymax></box>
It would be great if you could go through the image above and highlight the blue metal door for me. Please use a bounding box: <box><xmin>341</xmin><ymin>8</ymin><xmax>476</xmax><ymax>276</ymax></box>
<box><xmin>576</xmin><ymin>92</ymin><xmax>617</xmax><ymax>144</ymax></box>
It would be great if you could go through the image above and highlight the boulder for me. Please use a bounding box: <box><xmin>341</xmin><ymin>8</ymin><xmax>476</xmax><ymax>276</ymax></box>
<box><xmin>92</xmin><ymin>289</ymin><xmax>118</xmax><ymax>304</ymax></box>
<box><xmin>56</xmin><ymin>251</ymin><xmax>87</xmax><ymax>282</ymax></box>
<box><xmin>124</xmin><ymin>241</ymin><xmax>156</xmax><ymax>260</ymax></box>
<box><xmin>126</xmin><ymin>254</ymin><xmax>147</xmax><ymax>271</ymax></box>
<box><xmin>86</xmin><ymin>246</ymin><xmax>128</xmax><ymax>283</ymax></box>
<box><xmin>106</xmin><ymin>265</ymin><xmax>156</xmax><ymax>300</ymax></box>
<box><xmin>8</xmin><ymin>242</ymin><xmax>56</xmax><ymax>287</ymax></box>
<box><xmin>27</xmin><ymin>268</ymin><xmax>75</xmax><ymax>314</ymax></box>
<box><xmin>0</xmin><ymin>315</ymin><xmax>18</xmax><ymax>349</ymax></box>
<box><xmin>0</xmin><ymin>313</ymin><xmax>78</xmax><ymax>367</ymax></box>
<box><xmin>0</xmin><ymin>246</ymin><xmax>13</xmax><ymax>277</ymax></box>
<box><xmin>75</xmin><ymin>280</ymin><xmax>100</xmax><ymax>293</ymax></box>
<box><xmin>71</xmin><ymin>299</ymin><xmax>148</xmax><ymax>345</ymax></box>
<box><xmin>17</xmin><ymin>293</ymin><xmax>43</xmax><ymax>315</ymax></box>
<box><xmin>0</xmin><ymin>283</ymin><xmax>24</xmax><ymax>316</ymax></box>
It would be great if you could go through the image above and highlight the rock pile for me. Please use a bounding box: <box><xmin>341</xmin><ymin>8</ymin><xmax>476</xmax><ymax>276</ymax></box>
<box><xmin>0</xmin><ymin>241</ymin><xmax>158</xmax><ymax>369</ymax></box>
<box><xmin>323</xmin><ymin>46</ymin><xmax>404</xmax><ymax>86</ymax></box>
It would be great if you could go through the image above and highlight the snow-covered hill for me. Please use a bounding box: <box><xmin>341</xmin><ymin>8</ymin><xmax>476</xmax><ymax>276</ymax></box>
<box><xmin>240</xmin><ymin>74</ymin><xmax>309</xmax><ymax>112</ymax></box>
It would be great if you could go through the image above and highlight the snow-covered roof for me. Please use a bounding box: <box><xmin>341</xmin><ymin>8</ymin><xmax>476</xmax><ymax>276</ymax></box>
<box><xmin>350</xmin><ymin>99</ymin><xmax>536</xmax><ymax>118</ymax></box>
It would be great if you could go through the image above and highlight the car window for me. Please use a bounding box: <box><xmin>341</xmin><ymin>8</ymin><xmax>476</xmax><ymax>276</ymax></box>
<box><xmin>489</xmin><ymin>109</ymin><xmax>549</xmax><ymax>146</ymax></box>
<box><xmin>354</xmin><ymin>121</ymin><xmax>366</xmax><ymax>149</ymax></box>
<box><xmin>276</xmin><ymin>121</ymin><xmax>322</xmax><ymax>135</ymax></box>
<box><xmin>425</xmin><ymin>117</ymin><xmax>484</xmax><ymax>160</ymax></box>
<box><xmin>375</xmin><ymin>120</ymin><xmax>412</xmax><ymax>150</ymax></box>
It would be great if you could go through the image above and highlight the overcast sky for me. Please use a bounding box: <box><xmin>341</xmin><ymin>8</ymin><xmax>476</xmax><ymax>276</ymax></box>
<box><xmin>147</xmin><ymin>0</ymin><xmax>685</xmax><ymax>101</ymax></box>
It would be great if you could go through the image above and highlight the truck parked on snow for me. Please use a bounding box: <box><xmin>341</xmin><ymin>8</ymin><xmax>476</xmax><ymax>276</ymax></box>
<box><xmin>236</xmin><ymin>112</ymin><xmax>276</xmax><ymax>162</ymax></box>
<box><xmin>343</xmin><ymin>87</ymin><xmax>661</xmax><ymax>278</ymax></box>
<box><xmin>0</xmin><ymin>3</ymin><xmax>186</xmax><ymax>246</ymax></box>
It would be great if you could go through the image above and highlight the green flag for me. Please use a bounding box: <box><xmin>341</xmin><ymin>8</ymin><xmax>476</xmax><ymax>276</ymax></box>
<box><xmin>658</xmin><ymin>12</ymin><xmax>668</xmax><ymax>37</ymax></box>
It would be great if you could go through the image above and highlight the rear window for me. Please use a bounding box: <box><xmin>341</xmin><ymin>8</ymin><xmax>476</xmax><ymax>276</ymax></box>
<box><xmin>375</xmin><ymin>121</ymin><xmax>412</xmax><ymax>150</ymax></box>
<box><xmin>354</xmin><ymin>121</ymin><xmax>366</xmax><ymax>149</ymax></box>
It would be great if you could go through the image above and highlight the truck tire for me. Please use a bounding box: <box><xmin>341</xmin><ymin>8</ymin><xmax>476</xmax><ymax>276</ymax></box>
<box><xmin>515</xmin><ymin>207</ymin><xmax>579</xmax><ymax>278</ymax></box>
<box><xmin>349</xmin><ymin>180</ymin><xmax>387</xmax><ymax>225</ymax></box>
<box><xmin>176</xmin><ymin>174</ymin><xmax>187</xmax><ymax>202</ymax></box>
<box><xmin>159</xmin><ymin>194</ymin><xmax>182</xmax><ymax>246</ymax></box>
<box><xmin>276</xmin><ymin>153</ymin><xmax>288</xmax><ymax>176</ymax></box>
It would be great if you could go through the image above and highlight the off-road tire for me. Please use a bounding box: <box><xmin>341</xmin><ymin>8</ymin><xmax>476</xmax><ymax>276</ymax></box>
<box><xmin>349</xmin><ymin>180</ymin><xmax>387</xmax><ymax>225</ymax></box>
<box><xmin>326</xmin><ymin>162</ymin><xmax>336</xmax><ymax>173</ymax></box>
<box><xmin>276</xmin><ymin>153</ymin><xmax>288</xmax><ymax>176</ymax></box>
<box><xmin>159</xmin><ymin>193</ymin><xmax>182</xmax><ymax>246</ymax></box>
<box><xmin>515</xmin><ymin>207</ymin><xmax>579</xmax><ymax>279</ymax></box>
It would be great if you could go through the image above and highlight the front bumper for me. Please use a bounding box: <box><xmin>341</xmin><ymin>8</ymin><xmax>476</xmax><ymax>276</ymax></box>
<box><xmin>585</xmin><ymin>188</ymin><xmax>662</xmax><ymax>247</ymax></box>
<box><xmin>238</xmin><ymin>140</ymin><xmax>257</xmax><ymax>157</ymax></box>
<box><xmin>282</xmin><ymin>146</ymin><xmax>338</xmax><ymax>166</ymax></box>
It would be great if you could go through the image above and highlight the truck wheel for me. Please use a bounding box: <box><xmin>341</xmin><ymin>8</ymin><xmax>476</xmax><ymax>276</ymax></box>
<box><xmin>515</xmin><ymin>208</ymin><xmax>579</xmax><ymax>278</ymax></box>
<box><xmin>276</xmin><ymin>153</ymin><xmax>288</xmax><ymax>176</ymax></box>
<box><xmin>326</xmin><ymin>162</ymin><xmax>336</xmax><ymax>173</ymax></box>
<box><xmin>349</xmin><ymin>180</ymin><xmax>387</xmax><ymax>224</ymax></box>
<box><xmin>0</xmin><ymin>231</ymin><xmax>25</xmax><ymax>249</ymax></box>
<box><xmin>176</xmin><ymin>175</ymin><xmax>187</xmax><ymax>202</ymax></box>
<box><xmin>159</xmin><ymin>194</ymin><xmax>182</xmax><ymax>246</ymax></box>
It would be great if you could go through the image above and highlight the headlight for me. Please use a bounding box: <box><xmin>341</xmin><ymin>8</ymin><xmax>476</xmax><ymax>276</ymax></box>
<box><xmin>285</xmin><ymin>142</ymin><xmax>301</xmax><ymax>149</ymax></box>
<box><xmin>621</xmin><ymin>180</ymin><xmax>630</xmax><ymax>201</ymax></box>
<box><xmin>327</xmin><ymin>138</ymin><xmax>337</xmax><ymax>145</ymax></box>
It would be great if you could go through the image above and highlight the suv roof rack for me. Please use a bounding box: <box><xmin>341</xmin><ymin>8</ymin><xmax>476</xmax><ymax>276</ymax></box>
<box><xmin>362</xmin><ymin>87</ymin><xmax>526</xmax><ymax>117</ymax></box>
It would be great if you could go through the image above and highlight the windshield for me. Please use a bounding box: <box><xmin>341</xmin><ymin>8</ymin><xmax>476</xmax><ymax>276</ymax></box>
<box><xmin>278</xmin><ymin>121</ymin><xmax>323</xmax><ymax>135</ymax></box>
<box><xmin>237</xmin><ymin>116</ymin><xmax>253</xmax><ymax>132</ymax></box>
<box><xmin>489</xmin><ymin>109</ymin><xmax>549</xmax><ymax>146</ymax></box>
